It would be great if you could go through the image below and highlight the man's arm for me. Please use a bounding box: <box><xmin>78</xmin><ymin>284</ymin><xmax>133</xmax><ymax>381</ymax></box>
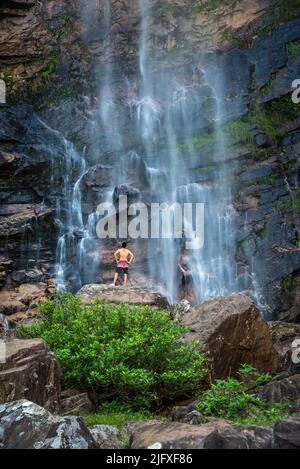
<box><xmin>114</xmin><ymin>249</ymin><xmax>120</xmax><ymax>263</ymax></box>
<box><xmin>128</xmin><ymin>250</ymin><xmax>135</xmax><ymax>264</ymax></box>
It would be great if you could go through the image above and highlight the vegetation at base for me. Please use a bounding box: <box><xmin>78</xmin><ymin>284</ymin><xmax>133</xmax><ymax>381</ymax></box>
<box><xmin>195</xmin><ymin>364</ymin><xmax>290</xmax><ymax>425</ymax></box>
<box><xmin>82</xmin><ymin>402</ymin><xmax>155</xmax><ymax>429</ymax></box>
<box><xmin>19</xmin><ymin>294</ymin><xmax>207</xmax><ymax>409</ymax></box>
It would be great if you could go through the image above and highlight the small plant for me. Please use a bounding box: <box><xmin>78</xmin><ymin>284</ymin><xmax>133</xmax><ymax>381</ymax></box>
<box><xmin>41</xmin><ymin>54</ymin><xmax>59</xmax><ymax>79</ymax></box>
<box><xmin>195</xmin><ymin>365</ymin><xmax>289</xmax><ymax>424</ymax></box>
<box><xmin>287</xmin><ymin>40</ymin><xmax>300</xmax><ymax>57</ymax></box>
<box><xmin>281</xmin><ymin>274</ymin><xmax>296</xmax><ymax>299</ymax></box>
<box><xmin>20</xmin><ymin>294</ymin><xmax>208</xmax><ymax>409</ymax></box>
<box><xmin>260</xmin><ymin>78</ymin><xmax>275</xmax><ymax>95</ymax></box>
<box><xmin>82</xmin><ymin>401</ymin><xmax>153</xmax><ymax>429</ymax></box>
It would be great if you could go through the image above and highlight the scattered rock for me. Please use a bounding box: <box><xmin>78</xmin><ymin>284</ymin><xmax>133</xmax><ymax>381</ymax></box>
<box><xmin>78</xmin><ymin>284</ymin><xmax>169</xmax><ymax>309</ymax></box>
<box><xmin>203</xmin><ymin>425</ymin><xmax>274</xmax><ymax>449</ymax></box>
<box><xmin>125</xmin><ymin>420</ymin><xmax>230</xmax><ymax>449</ymax></box>
<box><xmin>258</xmin><ymin>374</ymin><xmax>300</xmax><ymax>412</ymax></box>
<box><xmin>268</xmin><ymin>321</ymin><xmax>300</xmax><ymax>374</ymax></box>
<box><xmin>180</xmin><ymin>293</ymin><xmax>280</xmax><ymax>380</ymax></box>
<box><xmin>42</xmin><ymin>416</ymin><xmax>99</xmax><ymax>449</ymax></box>
<box><xmin>0</xmin><ymin>400</ymin><xmax>56</xmax><ymax>449</ymax></box>
<box><xmin>171</xmin><ymin>402</ymin><xmax>199</xmax><ymax>422</ymax></box>
<box><xmin>90</xmin><ymin>425</ymin><xmax>122</xmax><ymax>449</ymax></box>
<box><xmin>173</xmin><ymin>299</ymin><xmax>191</xmax><ymax>321</ymax></box>
<box><xmin>274</xmin><ymin>417</ymin><xmax>300</xmax><ymax>449</ymax></box>
<box><xmin>0</xmin><ymin>400</ymin><xmax>99</xmax><ymax>449</ymax></box>
<box><xmin>0</xmin><ymin>339</ymin><xmax>61</xmax><ymax>413</ymax></box>
<box><xmin>61</xmin><ymin>392</ymin><xmax>94</xmax><ymax>415</ymax></box>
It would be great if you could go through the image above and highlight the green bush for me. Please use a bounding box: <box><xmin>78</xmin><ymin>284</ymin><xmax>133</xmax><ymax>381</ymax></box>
<box><xmin>20</xmin><ymin>294</ymin><xmax>207</xmax><ymax>409</ymax></box>
<box><xmin>195</xmin><ymin>364</ymin><xmax>289</xmax><ymax>424</ymax></box>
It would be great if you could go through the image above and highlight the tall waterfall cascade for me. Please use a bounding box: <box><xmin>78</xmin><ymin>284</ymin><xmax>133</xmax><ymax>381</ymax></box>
<box><xmin>54</xmin><ymin>0</ymin><xmax>259</xmax><ymax>305</ymax></box>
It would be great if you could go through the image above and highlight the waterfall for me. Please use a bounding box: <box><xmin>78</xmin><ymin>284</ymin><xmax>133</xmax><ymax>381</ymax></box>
<box><xmin>51</xmin><ymin>1</ymin><xmax>246</xmax><ymax>302</ymax></box>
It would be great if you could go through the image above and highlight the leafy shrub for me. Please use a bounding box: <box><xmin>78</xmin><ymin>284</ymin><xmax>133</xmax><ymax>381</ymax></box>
<box><xmin>20</xmin><ymin>294</ymin><xmax>207</xmax><ymax>409</ymax></box>
<box><xmin>195</xmin><ymin>365</ymin><xmax>289</xmax><ymax>424</ymax></box>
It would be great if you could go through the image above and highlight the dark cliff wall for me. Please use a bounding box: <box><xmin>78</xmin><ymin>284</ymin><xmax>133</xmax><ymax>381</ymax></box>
<box><xmin>0</xmin><ymin>0</ymin><xmax>300</xmax><ymax>320</ymax></box>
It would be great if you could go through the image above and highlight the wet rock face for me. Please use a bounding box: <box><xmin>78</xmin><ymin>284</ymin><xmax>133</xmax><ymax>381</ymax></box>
<box><xmin>180</xmin><ymin>293</ymin><xmax>280</xmax><ymax>380</ymax></box>
<box><xmin>0</xmin><ymin>105</ymin><xmax>80</xmax><ymax>291</ymax></box>
<box><xmin>0</xmin><ymin>339</ymin><xmax>61</xmax><ymax>413</ymax></box>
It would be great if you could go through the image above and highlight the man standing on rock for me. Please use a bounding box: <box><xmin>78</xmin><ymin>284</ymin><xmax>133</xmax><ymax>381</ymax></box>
<box><xmin>113</xmin><ymin>242</ymin><xmax>135</xmax><ymax>287</ymax></box>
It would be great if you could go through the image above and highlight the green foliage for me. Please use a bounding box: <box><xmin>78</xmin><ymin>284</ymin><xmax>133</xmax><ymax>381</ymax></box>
<box><xmin>41</xmin><ymin>54</ymin><xmax>59</xmax><ymax>78</ymax></box>
<box><xmin>287</xmin><ymin>40</ymin><xmax>300</xmax><ymax>57</ymax></box>
<box><xmin>253</xmin><ymin>96</ymin><xmax>300</xmax><ymax>142</ymax></box>
<box><xmin>281</xmin><ymin>274</ymin><xmax>296</xmax><ymax>299</ymax></box>
<box><xmin>82</xmin><ymin>402</ymin><xmax>153</xmax><ymax>429</ymax></box>
<box><xmin>20</xmin><ymin>294</ymin><xmax>207</xmax><ymax>409</ymax></box>
<box><xmin>192</xmin><ymin>0</ymin><xmax>240</xmax><ymax>14</ymax></box>
<box><xmin>256</xmin><ymin>226</ymin><xmax>268</xmax><ymax>240</ymax></box>
<box><xmin>155</xmin><ymin>3</ymin><xmax>181</xmax><ymax>18</ymax></box>
<box><xmin>179</xmin><ymin>118</ymin><xmax>254</xmax><ymax>152</ymax></box>
<box><xmin>195</xmin><ymin>365</ymin><xmax>288</xmax><ymax>424</ymax></box>
<box><xmin>260</xmin><ymin>78</ymin><xmax>275</xmax><ymax>96</ymax></box>
<box><xmin>276</xmin><ymin>187</ymin><xmax>300</xmax><ymax>214</ymax></box>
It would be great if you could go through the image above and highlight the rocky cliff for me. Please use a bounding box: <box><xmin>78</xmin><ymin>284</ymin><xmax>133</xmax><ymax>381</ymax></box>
<box><xmin>0</xmin><ymin>0</ymin><xmax>300</xmax><ymax>320</ymax></box>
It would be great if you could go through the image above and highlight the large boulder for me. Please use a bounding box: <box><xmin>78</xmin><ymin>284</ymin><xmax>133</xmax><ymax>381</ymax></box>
<box><xmin>78</xmin><ymin>284</ymin><xmax>169</xmax><ymax>309</ymax></box>
<box><xmin>0</xmin><ymin>400</ymin><xmax>99</xmax><ymax>449</ymax></box>
<box><xmin>125</xmin><ymin>420</ymin><xmax>230</xmax><ymax>449</ymax></box>
<box><xmin>180</xmin><ymin>294</ymin><xmax>280</xmax><ymax>380</ymax></box>
<box><xmin>274</xmin><ymin>417</ymin><xmax>300</xmax><ymax>449</ymax></box>
<box><xmin>258</xmin><ymin>374</ymin><xmax>300</xmax><ymax>412</ymax></box>
<box><xmin>41</xmin><ymin>416</ymin><xmax>99</xmax><ymax>450</ymax></box>
<box><xmin>203</xmin><ymin>425</ymin><xmax>274</xmax><ymax>449</ymax></box>
<box><xmin>0</xmin><ymin>339</ymin><xmax>61</xmax><ymax>413</ymax></box>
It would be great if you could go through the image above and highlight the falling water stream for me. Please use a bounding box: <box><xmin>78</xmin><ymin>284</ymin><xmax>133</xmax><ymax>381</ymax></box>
<box><xmin>53</xmin><ymin>0</ymin><xmax>248</xmax><ymax>303</ymax></box>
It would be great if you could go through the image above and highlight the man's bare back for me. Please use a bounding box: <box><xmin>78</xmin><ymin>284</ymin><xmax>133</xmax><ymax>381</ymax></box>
<box><xmin>114</xmin><ymin>248</ymin><xmax>134</xmax><ymax>263</ymax></box>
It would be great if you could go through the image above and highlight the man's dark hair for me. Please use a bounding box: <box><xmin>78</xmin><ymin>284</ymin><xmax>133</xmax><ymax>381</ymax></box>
<box><xmin>122</xmin><ymin>242</ymin><xmax>127</xmax><ymax>248</ymax></box>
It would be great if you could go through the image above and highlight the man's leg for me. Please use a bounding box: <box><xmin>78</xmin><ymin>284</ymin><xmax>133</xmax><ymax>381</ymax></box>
<box><xmin>123</xmin><ymin>273</ymin><xmax>128</xmax><ymax>287</ymax></box>
<box><xmin>113</xmin><ymin>272</ymin><xmax>119</xmax><ymax>286</ymax></box>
